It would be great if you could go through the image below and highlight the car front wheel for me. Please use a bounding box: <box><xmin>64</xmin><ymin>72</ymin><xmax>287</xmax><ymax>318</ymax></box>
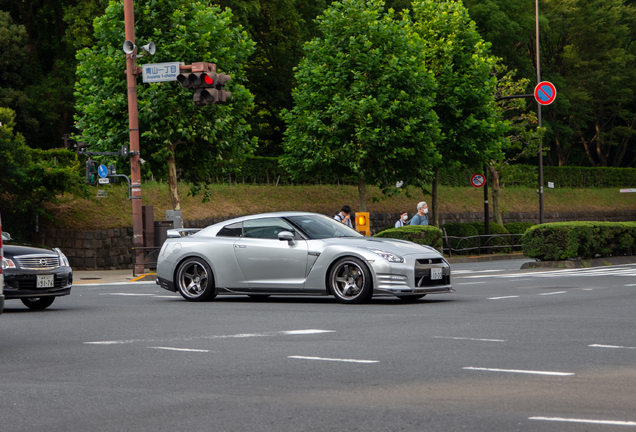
<box><xmin>176</xmin><ymin>258</ymin><xmax>216</xmax><ymax>302</ymax></box>
<box><xmin>329</xmin><ymin>257</ymin><xmax>373</xmax><ymax>304</ymax></box>
<box><xmin>21</xmin><ymin>297</ymin><xmax>56</xmax><ymax>310</ymax></box>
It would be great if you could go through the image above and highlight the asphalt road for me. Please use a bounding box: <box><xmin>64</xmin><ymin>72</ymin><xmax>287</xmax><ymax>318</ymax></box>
<box><xmin>1</xmin><ymin>261</ymin><xmax>636</xmax><ymax>431</ymax></box>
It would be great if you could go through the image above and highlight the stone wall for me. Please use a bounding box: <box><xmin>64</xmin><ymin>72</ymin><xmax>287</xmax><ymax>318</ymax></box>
<box><xmin>34</xmin><ymin>210</ymin><xmax>636</xmax><ymax>270</ymax></box>
<box><xmin>34</xmin><ymin>228</ymin><xmax>134</xmax><ymax>270</ymax></box>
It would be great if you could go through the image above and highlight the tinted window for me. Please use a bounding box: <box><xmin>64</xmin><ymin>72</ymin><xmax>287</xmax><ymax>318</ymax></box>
<box><xmin>243</xmin><ymin>218</ymin><xmax>296</xmax><ymax>240</ymax></box>
<box><xmin>217</xmin><ymin>222</ymin><xmax>243</xmax><ymax>237</ymax></box>
<box><xmin>287</xmin><ymin>215</ymin><xmax>362</xmax><ymax>239</ymax></box>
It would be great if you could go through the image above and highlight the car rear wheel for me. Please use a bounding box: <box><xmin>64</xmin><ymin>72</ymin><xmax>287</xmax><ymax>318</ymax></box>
<box><xmin>329</xmin><ymin>257</ymin><xmax>373</xmax><ymax>304</ymax></box>
<box><xmin>21</xmin><ymin>297</ymin><xmax>56</xmax><ymax>310</ymax></box>
<box><xmin>176</xmin><ymin>258</ymin><xmax>216</xmax><ymax>302</ymax></box>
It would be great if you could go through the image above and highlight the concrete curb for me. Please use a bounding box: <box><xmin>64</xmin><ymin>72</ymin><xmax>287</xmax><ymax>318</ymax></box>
<box><xmin>130</xmin><ymin>274</ymin><xmax>157</xmax><ymax>282</ymax></box>
<box><xmin>521</xmin><ymin>255</ymin><xmax>636</xmax><ymax>269</ymax></box>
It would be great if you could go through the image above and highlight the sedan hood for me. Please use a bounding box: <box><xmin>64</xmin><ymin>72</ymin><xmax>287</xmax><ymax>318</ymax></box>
<box><xmin>320</xmin><ymin>237</ymin><xmax>440</xmax><ymax>256</ymax></box>
<box><xmin>3</xmin><ymin>242</ymin><xmax>56</xmax><ymax>258</ymax></box>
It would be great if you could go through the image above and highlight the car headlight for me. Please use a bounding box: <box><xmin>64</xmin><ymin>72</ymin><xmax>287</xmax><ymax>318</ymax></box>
<box><xmin>54</xmin><ymin>248</ymin><xmax>70</xmax><ymax>267</ymax></box>
<box><xmin>365</xmin><ymin>248</ymin><xmax>404</xmax><ymax>263</ymax></box>
<box><xmin>1</xmin><ymin>257</ymin><xmax>16</xmax><ymax>269</ymax></box>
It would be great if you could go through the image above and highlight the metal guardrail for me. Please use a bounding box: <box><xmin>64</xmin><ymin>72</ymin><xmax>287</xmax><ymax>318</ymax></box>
<box><xmin>131</xmin><ymin>246</ymin><xmax>162</xmax><ymax>277</ymax></box>
<box><xmin>442</xmin><ymin>233</ymin><xmax>524</xmax><ymax>256</ymax></box>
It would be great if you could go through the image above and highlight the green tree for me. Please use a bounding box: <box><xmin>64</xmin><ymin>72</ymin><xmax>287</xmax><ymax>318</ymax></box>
<box><xmin>75</xmin><ymin>0</ymin><xmax>256</xmax><ymax>210</ymax></box>
<box><xmin>282</xmin><ymin>0</ymin><xmax>441</xmax><ymax>211</ymax></box>
<box><xmin>410</xmin><ymin>0</ymin><xmax>507</xmax><ymax>226</ymax></box>
<box><xmin>489</xmin><ymin>63</ymin><xmax>544</xmax><ymax>225</ymax></box>
<box><xmin>0</xmin><ymin>107</ymin><xmax>83</xmax><ymax>239</ymax></box>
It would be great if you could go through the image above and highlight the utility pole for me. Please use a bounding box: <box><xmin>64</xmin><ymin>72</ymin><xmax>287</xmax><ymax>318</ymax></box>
<box><xmin>536</xmin><ymin>0</ymin><xmax>545</xmax><ymax>224</ymax></box>
<box><xmin>123</xmin><ymin>0</ymin><xmax>144</xmax><ymax>275</ymax></box>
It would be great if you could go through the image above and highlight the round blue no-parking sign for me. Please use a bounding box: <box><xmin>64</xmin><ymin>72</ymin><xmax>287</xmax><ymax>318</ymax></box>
<box><xmin>534</xmin><ymin>81</ymin><xmax>557</xmax><ymax>106</ymax></box>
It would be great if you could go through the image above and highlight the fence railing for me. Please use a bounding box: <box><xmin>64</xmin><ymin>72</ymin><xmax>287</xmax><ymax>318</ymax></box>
<box><xmin>132</xmin><ymin>246</ymin><xmax>162</xmax><ymax>276</ymax></box>
<box><xmin>442</xmin><ymin>233</ymin><xmax>524</xmax><ymax>256</ymax></box>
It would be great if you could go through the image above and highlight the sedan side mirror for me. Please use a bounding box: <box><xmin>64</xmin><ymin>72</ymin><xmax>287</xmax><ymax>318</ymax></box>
<box><xmin>278</xmin><ymin>231</ymin><xmax>295</xmax><ymax>244</ymax></box>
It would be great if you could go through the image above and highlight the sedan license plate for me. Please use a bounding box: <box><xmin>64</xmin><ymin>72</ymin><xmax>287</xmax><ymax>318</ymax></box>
<box><xmin>430</xmin><ymin>268</ymin><xmax>442</xmax><ymax>280</ymax></box>
<box><xmin>37</xmin><ymin>275</ymin><xmax>54</xmax><ymax>288</ymax></box>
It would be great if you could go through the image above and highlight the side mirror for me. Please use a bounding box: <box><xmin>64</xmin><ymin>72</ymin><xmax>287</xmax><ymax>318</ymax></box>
<box><xmin>278</xmin><ymin>231</ymin><xmax>295</xmax><ymax>244</ymax></box>
<box><xmin>4</xmin><ymin>232</ymin><xmax>11</xmax><ymax>241</ymax></box>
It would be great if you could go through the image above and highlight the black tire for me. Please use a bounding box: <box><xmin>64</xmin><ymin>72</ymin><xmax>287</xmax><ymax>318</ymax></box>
<box><xmin>175</xmin><ymin>258</ymin><xmax>216</xmax><ymax>302</ymax></box>
<box><xmin>21</xmin><ymin>297</ymin><xmax>56</xmax><ymax>310</ymax></box>
<box><xmin>398</xmin><ymin>294</ymin><xmax>426</xmax><ymax>302</ymax></box>
<box><xmin>329</xmin><ymin>257</ymin><xmax>373</xmax><ymax>304</ymax></box>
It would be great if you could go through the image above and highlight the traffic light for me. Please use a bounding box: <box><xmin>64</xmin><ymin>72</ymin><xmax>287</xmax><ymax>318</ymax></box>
<box><xmin>177</xmin><ymin>62</ymin><xmax>232</xmax><ymax>106</ymax></box>
<box><xmin>355</xmin><ymin>212</ymin><xmax>370</xmax><ymax>236</ymax></box>
<box><xmin>85</xmin><ymin>160</ymin><xmax>98</xmax><ymax>186</ymax></box>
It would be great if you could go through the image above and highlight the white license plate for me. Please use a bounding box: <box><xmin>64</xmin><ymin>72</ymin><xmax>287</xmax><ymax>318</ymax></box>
<box><xmin>430</xmin><ymin>268</ymin><xmax>442</xmax><ymax>280</ymax></box>
<box><xmin>37</xmin><ymin>275</ymin><xmax>54</xmax><ymax>288</ymax></box>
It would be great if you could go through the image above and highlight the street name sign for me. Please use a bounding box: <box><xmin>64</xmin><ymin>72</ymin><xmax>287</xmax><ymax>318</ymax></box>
<box><xmin>142</xmin><ymin>62</ymin><xmax>180</xmax><ymax>83</ymax></box>
<box><xmin>98</xmin><ymin>178</ymin><xmax>110</xmax><ymax>184</ymax></box>
<box><xmin>470</xmin><ymin>173</ymin><xmax>485</xmax><ymax>188</ymax></box>
<box><xmin>534</xmin><ymin>81</ymin><xmax>557</xmax><ymax>106</ymax></box>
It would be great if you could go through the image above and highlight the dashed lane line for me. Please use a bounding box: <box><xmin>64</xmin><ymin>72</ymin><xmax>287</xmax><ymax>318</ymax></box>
<box><xmin>589</xmin><ymin>344</ymin><xmax>636</xmax><ymax>350</ymax></box>
<box><xmin>463</xmin><ymin>367</ymin><xmax>574</xmax><ymax>376</ymax></box>
<box><xmin>488</xmin><ymin>295</ymin><xmax>520</xmax><ymax>300</ymax></box>
<box><xmin>434</xmin><ymin>336</ymin><xmax>506</xmax><ymax>342</ymax></box>
<box><xmin>529</xmin><ymin>417</ymin><xmax>636</xmax><ymax>427</ymax></box>
<box><xmin>149</xmin><ymin>346</ymin><xmax>210</xmax><ymax>353</ymax></box>
<box><xmin>289</xmin><ymin>356</ymin><xmax>378</xmax><ymax>364</ymax></box>
<box><xmin>538</xmin><ymin>291</ymin><xmax>567</xmax><ymax>296</ymax></box>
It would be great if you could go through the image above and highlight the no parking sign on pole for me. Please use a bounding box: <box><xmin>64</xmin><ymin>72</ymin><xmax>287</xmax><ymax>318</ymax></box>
<box><xmin>470</xmin><ymin>173</ymin><xmax>485</xmax><ymax>188</ymax></box>
<box><xmin>534</xmin><ymin>81</ymin><xmax>557</xmax><ymax>106</ymax></box>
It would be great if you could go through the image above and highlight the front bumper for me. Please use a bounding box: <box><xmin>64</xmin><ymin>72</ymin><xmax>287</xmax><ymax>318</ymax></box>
<box><xmin>372</xmin><ymin>255</ymin><xmax>453</xmax><ymax>296</ymax></box>
<box><xmin>3</xmin><ymin>268</ymin><xmax>73</xmax><ymax>300</ymax></box>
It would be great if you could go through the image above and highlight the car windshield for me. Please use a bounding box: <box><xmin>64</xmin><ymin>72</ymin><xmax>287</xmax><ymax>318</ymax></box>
<box><xmin>287</xmin><ymin>215</ymin><xmax>362</xmax><ymax>239</ymax></box>
<box><xmin>1</xmin><ymin>232</ymin><xmax>9</xmax><ymax>241</ymax></box>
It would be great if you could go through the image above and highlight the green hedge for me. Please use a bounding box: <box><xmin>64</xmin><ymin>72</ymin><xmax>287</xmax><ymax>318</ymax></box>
<box><xmin>504</xmin><ymin>222</ymin><xmax>534</xmax><ymax>234</ymax></box>
<box><xmin>501</xmin><ymin>165</ymin><xmax>636</xmax><ymax>188</ymax></box>
<box><xmin>374</xmin><ymin>225</ymin><xmax>443</xmax><ymax>249</ymax></box>
<box><xmin>521</xmin><ymin>222</ymin><xmax>636</xmax><ymax>260</ymax></box>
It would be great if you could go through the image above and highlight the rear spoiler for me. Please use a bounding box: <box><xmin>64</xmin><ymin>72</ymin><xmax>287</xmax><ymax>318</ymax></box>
<box><xmin>167</xmin><ymin>228</ymin><xmax>202</xmax><ymax>238</ymax></box>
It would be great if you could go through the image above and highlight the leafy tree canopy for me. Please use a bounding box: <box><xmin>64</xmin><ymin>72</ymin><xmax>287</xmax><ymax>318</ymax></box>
<box><xmin>281</xmin><ymin>0</ymin><xmax>441</xmax><ymax>210</ymax></box>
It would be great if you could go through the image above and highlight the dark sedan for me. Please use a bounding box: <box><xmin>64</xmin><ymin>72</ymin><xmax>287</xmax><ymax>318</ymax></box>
<box><xmin>1</xmin><ymin>232</ymin><xmax>72</xmax><ymax>309</ymax></box>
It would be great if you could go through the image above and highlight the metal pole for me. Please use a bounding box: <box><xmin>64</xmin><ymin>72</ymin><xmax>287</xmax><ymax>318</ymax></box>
<box><xmin>484</xmin><ymin>169</ymin><xmax>490</xmax><ymax>254</ymax></box>
<box><xmin>536</xmin><ymin>0</ymin><xmax>544</xmax><ymax>224</ymax></box>
<box><xmin>123</xmin><ymin>0</ymin><xmax>144</xmax><ymax>274</ymax></box>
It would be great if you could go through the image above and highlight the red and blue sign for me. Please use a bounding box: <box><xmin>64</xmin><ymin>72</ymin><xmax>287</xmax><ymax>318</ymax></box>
<box><xmin>534</xmin><ymin>81</ymin><xmax>557</xmax><ymax>106</ymax></box>
<box><xmin>470</xmin><ymin>173</ymin><xmax>485</xmax><ymax>188</ymax></box>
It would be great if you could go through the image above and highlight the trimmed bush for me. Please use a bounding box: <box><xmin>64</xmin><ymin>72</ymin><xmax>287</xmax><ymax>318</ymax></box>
<box><xmin>521</xmin><ymin>222</ymin><xmax>636</xmax><ymax>260</ymax></box>
<box><xmin>374</xmin><ymin>225</ymin><xmax>443</xmax><ymax>249</ymax></box>
<box><xmin>504</xmin><ymin>222</ymin><xmax>534</xmax><ymax>234</ymax></box>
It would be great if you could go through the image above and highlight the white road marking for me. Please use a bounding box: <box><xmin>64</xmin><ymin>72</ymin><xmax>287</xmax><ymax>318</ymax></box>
<box><xmin>589</xmin><ymin>344</ymin><xmax>636</xmax><ymax>350</ymax></box>
<box><xmin>153</xmin><ymin>295</ymin><xmax>180</xmax><ymax>298</ymax></box>
<box><xmin>99</xmin><ymin>293</ymin><xmax>156</xmax><ymax>296</ymax></box>
<box><xmin>452</xmin><ymin>269</ymin><xmax>504</xmax><ymax>274</ymax></box>
<box><xmin>456</xmin><ymin>264</ymin><xmax>636</xmax><ymax>279</ymax></box>
<box><xmin>434</xmin><ymin>336</ymin><xmax>506</xmax><ymax>342</ymax></box>
<box><xmin>149</xmin><ymin>346</ymin><xmax>210</xmax><ymax>353</ymax></box>
<box><xmin>539</xmin><ymin>291</ymin><xmax>567</xmax><ymax>296</ymax></box>
<box><xmin>488</xmin><ymin>295</ymin><xmax>519</xmax><ymax>300</ymax></box>
<box><xmin>288</xmin><ymin>356</ymin><xmax>378</xmax><ymax>364</ymax></box>
<box><xmin>84</xmin><ymin>329</ymin><xmax>335</xmax><ymax>345</ymax></box>
<box><xmin>582</xmin><ymin>288</ymin><xmax>594</xmax><ymax>290</ymax></box>
<box><xmin>529</xmin><ymin>417</ymin><xmax>636</xmax><ymax>426</ymax></box>
<box><xmin>456</xmin><ymin>282</ymin><xmax>487</xmax><ymax>285</ymax></box>
<box><xmin>625</xmin><ymin>284</ymin><xmax>636</xmax><ymax>286</ymax></box>
<box><xmin>463</xmin><ymin>367</ymin><xmax>574</xmax><ymax>376</ymax></box>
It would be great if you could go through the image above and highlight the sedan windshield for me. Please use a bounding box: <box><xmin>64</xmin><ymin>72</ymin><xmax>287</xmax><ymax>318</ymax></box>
<box><xmin>287</xmin><ymin>215</ymin><xmax>362</xmax><ymax>239</ymax></box>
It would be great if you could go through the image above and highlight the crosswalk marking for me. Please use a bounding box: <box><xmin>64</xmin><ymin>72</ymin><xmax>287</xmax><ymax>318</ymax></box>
<box><xmin>456</xmin><ymin>264</ymin><xmax>636</xmax><ymax>279</ymax></box>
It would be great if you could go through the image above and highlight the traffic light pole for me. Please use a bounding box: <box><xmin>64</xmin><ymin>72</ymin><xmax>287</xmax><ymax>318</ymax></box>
<box><xmin>124</xmin><ymin>0</ymin><xmax>144</xmax><ymax>275</ymax></box>
<box><xmin>536</xmin><ymin>0</ymin><xmax>545</xmax><ymax>224</ymax></box>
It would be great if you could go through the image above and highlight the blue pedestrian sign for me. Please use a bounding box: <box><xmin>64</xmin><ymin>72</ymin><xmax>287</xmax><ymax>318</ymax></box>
<box><xmin>98</xmin><ymin>164</ymin><xmax>108</xmax><ymax>178</ymax></box>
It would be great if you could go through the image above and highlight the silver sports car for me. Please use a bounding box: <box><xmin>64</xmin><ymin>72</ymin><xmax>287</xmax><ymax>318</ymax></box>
<box><xmin>156</xmin><ymin>212</ymin><xmax>452</xmax><ymax>304</ymax></box>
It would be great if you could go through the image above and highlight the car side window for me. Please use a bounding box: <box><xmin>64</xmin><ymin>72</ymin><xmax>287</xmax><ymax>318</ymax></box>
<box><xmin>217</xmin><ymin>222</ymin><xmax>243</xmax><ymax>237</ymax></box>
<box><xmin>243</xmin><ymin>218</ymin><xmax>296</xmax><ymax>240</ymax></box>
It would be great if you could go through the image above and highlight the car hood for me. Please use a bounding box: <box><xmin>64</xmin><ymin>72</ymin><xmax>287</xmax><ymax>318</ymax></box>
<box><xmin>319</xmin><ymin>237</ymin><xmax>441</xmax><ymax>256</ymax></box>
<box><xmin>3</xmin><ymin>241</ymin><xmax>56</xmax><ymax>258</ymax></box>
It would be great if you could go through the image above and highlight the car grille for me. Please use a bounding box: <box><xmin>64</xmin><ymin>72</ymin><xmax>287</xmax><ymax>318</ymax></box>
<box><xmin>414</xmin><ymin>261</ymin><xmax>450</xmax><ymax>287</ymax></box>
<box><xmin>14</xmin><ymin>255</ymin><xmax>60</xmax><ymax>270</ymax></box>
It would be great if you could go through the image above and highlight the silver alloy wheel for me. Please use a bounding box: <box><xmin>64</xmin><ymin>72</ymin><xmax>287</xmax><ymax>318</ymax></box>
<box><xmin>178</xmin><ymin>260</ymin><xmax>210</xmax><ymax>299</ymax></box>
<box><xmin>331</xmin><ymin>260</ymin><xmax>366</xmax><ymax>300</ymax></box>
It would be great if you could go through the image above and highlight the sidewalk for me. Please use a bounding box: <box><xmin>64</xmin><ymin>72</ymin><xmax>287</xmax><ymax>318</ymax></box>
<box><xmin>73</xmin><ymin>269</ymin><xmax>156</xmax><ymax>284</ymax></box>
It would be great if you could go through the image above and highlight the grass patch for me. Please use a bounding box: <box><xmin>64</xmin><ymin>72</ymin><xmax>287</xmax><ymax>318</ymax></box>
<box><xmin>43</xmin><ymin>182</ymin><xmax>636</xmax><ymax>230</ymax></box>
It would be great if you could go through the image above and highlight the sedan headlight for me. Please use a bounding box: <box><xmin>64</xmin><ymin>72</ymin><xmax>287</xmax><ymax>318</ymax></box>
<box><xmin>1</xmin><ymin>257</ymin><xmax>16</xmax><ymax>269</ymax></box>
<box><xmin>54</xmin><ymin>248</ymin><xmax>70</xmax><ymax>267</ymax></box>
<box><xmin>365</xmin><ymin>248</ymin><xmax>404</xmax><ymax>263</ymax></box>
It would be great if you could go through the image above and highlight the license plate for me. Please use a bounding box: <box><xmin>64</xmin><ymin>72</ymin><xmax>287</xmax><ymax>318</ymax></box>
<box><xmin>430</xmin><ymin>268</ymin><xmax>442</xmax><ymax>280</ymax></box>
<box><xmin>37</xmin><ymin>275</ymin><xmax>54</xmax><ymax>288</ymax></box>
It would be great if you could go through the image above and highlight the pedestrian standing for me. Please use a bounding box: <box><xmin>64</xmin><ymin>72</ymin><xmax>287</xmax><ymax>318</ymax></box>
<box><xmin>334</xmin><ymin>205</ymin><xmax>353</xmax><ymax>228</ymax></box>
<box><xmin>409</xmin><ymin>202</ymin><xmax>429</xmax><ymax>226</ymax></box>
<box><xmin>395</xmin><ymin>211</ymin><xmax>408</xmax><ymax>228</ymax></box>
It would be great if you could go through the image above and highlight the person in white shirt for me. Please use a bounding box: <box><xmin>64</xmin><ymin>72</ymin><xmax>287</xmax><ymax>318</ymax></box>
<box><xmin>395</xmin><ymin>211</ymin><xmax>408</xmax><ymax>228</ymax></box>
<box><xmin>334</xmin><ymin>205</ymin><xmax>353</xmax><ymax>228</ymax></box>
